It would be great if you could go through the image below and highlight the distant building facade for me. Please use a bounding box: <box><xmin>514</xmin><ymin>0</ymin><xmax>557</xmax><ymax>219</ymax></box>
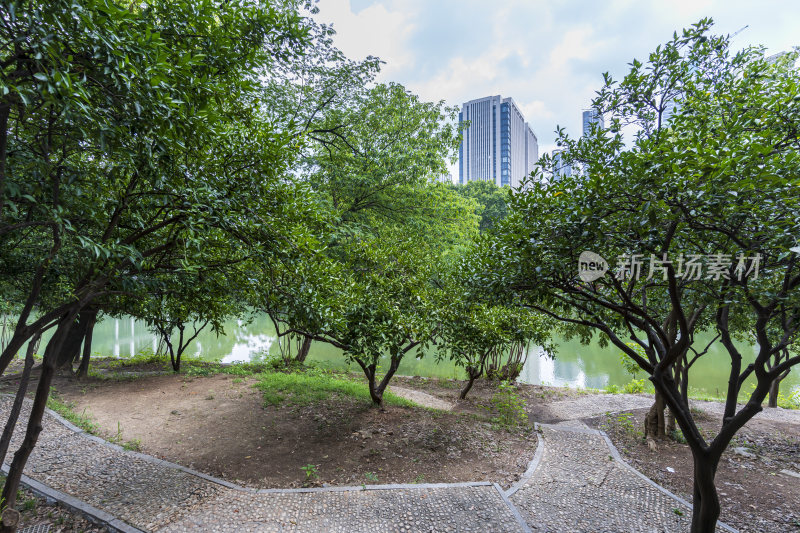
<box><xmin>582</xmin><ymin>108</ymin><xmax>604</xmax><ymax>136</ymax></box>
<box><xmin>458</xmin><ymin>95</ymin><xmax>538</xmax><ymax>188</ymax></box>
<box><xmin>551</xmin><ymin>148</ymin><xmax>571</xmax><ymax>181</ymax></box>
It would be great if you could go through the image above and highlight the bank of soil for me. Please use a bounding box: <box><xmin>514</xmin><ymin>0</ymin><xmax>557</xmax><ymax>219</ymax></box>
<box><xmin>38</xmin><ymin>371</ymin><xmax>535</xmax><ymax>490</ymax></box>
<box><xmin>588</xmin><ymin>407</ymin><xmax>800</xmax><ymax>533</ymax></box>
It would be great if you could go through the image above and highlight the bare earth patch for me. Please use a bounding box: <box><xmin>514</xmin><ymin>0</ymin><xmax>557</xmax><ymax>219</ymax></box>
<box><xmin>587</xmin><ymin>407</ymin><xmax>800</xmax><ymax>533</ymax></box>
<box><xmin>49</xmin><ymin>372</ymin><xmax>535</xmax><ymax>490</ymax></box>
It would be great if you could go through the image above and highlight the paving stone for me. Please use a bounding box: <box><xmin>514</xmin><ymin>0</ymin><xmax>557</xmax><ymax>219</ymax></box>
<box><xmin>0</xmin><ymin>397</ymin><xmax>523</xmax><ymax>532</ymax></box>
<box><xmin>510</xmin><ymin>425</ymin><xmax>697</xmax><ymax>533</ymax></box>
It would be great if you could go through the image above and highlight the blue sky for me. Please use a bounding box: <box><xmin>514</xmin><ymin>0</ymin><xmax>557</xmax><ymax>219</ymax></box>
<box><xmin>315</xmin><ymin>0</ymin><xmax>800</xmax><ymax>176</ymax></box>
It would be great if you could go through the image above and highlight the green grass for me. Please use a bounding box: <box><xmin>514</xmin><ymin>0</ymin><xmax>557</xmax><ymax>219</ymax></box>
<box><xmin>92</xmin><ymin>350</ymin><xmax>167</xmax><ymax>369</ymax></box>
<box><xmin>47</xmin><ymin>390</ymin><xmax>99</xmax><ymax>434</ymax></box>
<box><xmin>217</xmin><ymin>361</ymin><xmax>271</xmax><ymax>376</ymax></box>
<box><xmin>122</xmin><ymin>438</ymin><xmax>142</xmax><ymax>451</ymax></box>
<box><xmin>255</xmin><ymin>370</ymin><xmax>415</xmax><ymax>407</ymax></box>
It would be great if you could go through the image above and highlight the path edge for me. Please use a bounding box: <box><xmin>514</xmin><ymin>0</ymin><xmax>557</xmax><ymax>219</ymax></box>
<box><xmin>0</xmin><ymin>463</ymin><xmax>144</xmax><ymax>533</ymax></box>
<box><xmin>504</xmin><ymin>429</ymin><xmax>544</xmax><ymax>497</ymax></box>
<box><xmin>492</xmin><ymin>482</ymin><xmax>532</xmax><ymax>533</ymax></box>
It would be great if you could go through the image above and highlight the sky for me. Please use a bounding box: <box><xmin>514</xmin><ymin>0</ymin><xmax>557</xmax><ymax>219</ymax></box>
<box><xmin>312</xmin><ymin>0</ymin><xmax>800</xmax><ymax>179</ymax></box>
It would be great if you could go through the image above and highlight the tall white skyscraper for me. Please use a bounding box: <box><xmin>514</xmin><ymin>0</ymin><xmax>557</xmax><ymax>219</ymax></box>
<box><xmin>458</xmin><ymin>95</ymin><xmax>538</xmax><ymax>188</ymax></box>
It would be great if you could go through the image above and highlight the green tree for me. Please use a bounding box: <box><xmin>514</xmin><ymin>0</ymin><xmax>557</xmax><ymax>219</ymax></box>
<box><xmin>266</xmin><ymin>82</ymin><xmax>479</xmax><ymax>404</ymax></box>
<box><xmin>450</xmin><ymin>180</ymin><xmax>510</xmax><ymax>233</ymax></box>
<box><xmin>434</xmin><ymin>251</ymin><xmax>553</xmax><ymax>399</ymax></box>
<box><xmin>482</xmin><ymin>21</ymin><xmax>800</xmax><ymax>533</ymax></box>
<box><xmin>0</xmin><ymin>1</ymin><xmax>320</xmax><ymax>526</ymax></box>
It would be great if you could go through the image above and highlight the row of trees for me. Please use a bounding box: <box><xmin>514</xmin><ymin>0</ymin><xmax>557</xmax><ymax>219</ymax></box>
<box><xmin>0</xmin><ymin>2</ymin><xmax>531</xmax><ymax>530</ymax></box>
<box><xmin>1</xmin><ymin>3</ymin><xmax>797</xmax><ymax>533</ymax></box>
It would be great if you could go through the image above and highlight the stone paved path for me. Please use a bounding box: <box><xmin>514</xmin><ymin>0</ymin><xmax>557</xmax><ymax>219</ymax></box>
<box><xmin>510</xmin><ymin>423</ymin><xmax>695</xmax><ymax>532</ymax></box>
<box><xmin>0</xmin><ymin>395</ymin><xmax>740</xmax><ymax>532</ymax></box>
<box><xmin>539</xmin><ymin>391</ymin><xmax>800</xmax><ymax>426</ymax></box>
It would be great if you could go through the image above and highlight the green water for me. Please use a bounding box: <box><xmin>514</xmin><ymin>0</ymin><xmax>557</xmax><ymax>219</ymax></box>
<box><xmin>65</xmin><ymin>315</ymin><xmax>800</xmax><ymax>397</ymax></box>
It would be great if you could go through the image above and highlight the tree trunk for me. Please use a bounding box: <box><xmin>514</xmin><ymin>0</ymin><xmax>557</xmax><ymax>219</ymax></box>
<box><xmin>0</xmin><ymin>333</ymin><xmax>34</xmax><ymax>378</ymax></box>
<box><xmin>0</xmin><ymin>509</ymin><xmax>19</xmax><ymax>532</ymax></box>
<box><xmin>666</xmin><ymin>408</ymin><xmax>676</xmax><ymax>436</ymax></box>
<box><xmin>767</xmin><ymin>379</ymin><xmax>779</xmax><ymax>408</ymax></box>
<box><xmin>362</xmin><ymin>364</ymin><xmax>382</xmax><ymax>405</ymax></box>
<box><xmin>460</xmin><ymin>368</ymin><xmax>480</xmax><ymax>400</ymax></box>
<box><xmin>357</xmin><ymin>353</ymin><xmax>403</xmax><ymax>406</ymax></box>
<box><xmin>1</xmin><ymin>311</ymin><xmax>77</xmax><ymax>527</ymax></box>
<box><xmin>0</xmin><ymin>332</ymin><xmax>39</xmax><ymax>466</ymax></box>
<box><xmin>644</xmin><ymin>389</ymin><xmax>667</xmax><ymax>440</ymax></box>
<box><xmin>0</xmin><ymin>103</ymin><xmax>10</xmax><ymax>222</ymax></box>
<box><xmin>55</xmin><ymin>312</ymin><xmax>93</xmax><ymax>370</ymax></box>
<box><xmin>294</xmin><ymin>335</ymin><xmax>312</xmax><ymax>364</ymax></box>
<box><xmin>76</xmin><ymin>312</ymin><xmax>96</xmax><ymax>379</ymax></box>
<box><xmin>690</xmin><ymin>450</ymin><xmax>721</xmax><ymax>533</ymax></box>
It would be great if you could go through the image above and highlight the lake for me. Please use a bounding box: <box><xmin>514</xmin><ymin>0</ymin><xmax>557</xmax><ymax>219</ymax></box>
<box><xmin>76</xmin><ymin>314</ymin><xmax>799</xmax><ymax>398</ymax></box>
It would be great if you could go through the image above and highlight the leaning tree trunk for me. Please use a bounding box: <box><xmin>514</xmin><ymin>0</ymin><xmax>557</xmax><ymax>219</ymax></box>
<box><xmin>1</xmin><ymin>310</ymin><xmax>77</xmax><ymax>533</ymax></box>
<box><xmin>76</xmin><ymin>312</ymin><xmax>97</xmax><ymax>379</ymax></box>
<box><xmin>0</xmin><ymin>331</ymin><xmax>40</xmax><ymax>467</ymax></box>
<box><xmin>460</xmin><ymin>366</ymin><xmax>481</xmax><ymax>400</ymax></box>
<box><xmin>357</xmin><ymin>354</ymin><xmax>402</xmax><ymax>406</ymax></box>
<box><xmin>55</xmin><ymin>312</ymin><xmax>93</xmax><ymax>370</ymax></box>
<box><xmin>294</xmin><ymin>335</ymin><xmax>312</xmax><ymax>364</ymax></box>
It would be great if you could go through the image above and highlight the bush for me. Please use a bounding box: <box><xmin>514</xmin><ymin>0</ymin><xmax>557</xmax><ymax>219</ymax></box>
<box><xmin>488</xmin><ymin>380</ymin><xmax>528</xmax><ymax>429</ymax></box>
<box><xmin>622</xmin><ymin>379</ymin><xmax>647</xmax><ymax>394</ymax></box>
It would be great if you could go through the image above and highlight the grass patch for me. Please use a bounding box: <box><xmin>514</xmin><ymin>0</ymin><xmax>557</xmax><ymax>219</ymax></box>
<box><xmin>123</xmin><ymin>438</ymin><xmax>142</xmax><ymax>452</ymax></box>
<box><xmin>92</xmin><ymin>350</ymin><xmax>168</xmax><ymax>370</ymax></box>
<box><xmin>47</xmin><ymin>389</ymin><xmax>99</xmax><ymax>434</ymax></box>
<box><xmin>217</xmin><ymin>361</ymin><xmax>271</xmax><ymax>376</ymax></box>
<box><xmin>255</xmin><ymin>370</ymin><xmax>415</xmax><ymax>407</ymax></box>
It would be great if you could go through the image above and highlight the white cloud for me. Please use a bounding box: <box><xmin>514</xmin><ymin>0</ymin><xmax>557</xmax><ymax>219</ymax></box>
<box><xmin>317</xmin><ymin>0</ymin><xmax>417</xmax><ymax>79</ymax></box>
<box><xmin>315</xmin><ymin>0</ymin><xmax>800</xmax><ymax>164</ymax></box>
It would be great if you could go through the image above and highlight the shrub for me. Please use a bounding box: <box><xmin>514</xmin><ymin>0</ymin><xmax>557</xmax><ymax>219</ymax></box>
<box><xmin>488</xmin><ymin>380</ymin><xmax>528</xmax><ymax>429</ymax></box>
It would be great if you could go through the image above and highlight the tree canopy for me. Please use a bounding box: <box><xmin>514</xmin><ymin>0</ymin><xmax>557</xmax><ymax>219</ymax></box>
<box><xmin>481</xmin><ymin>20</ymin><xmax>800</xmax><ymax>533</ymax></box>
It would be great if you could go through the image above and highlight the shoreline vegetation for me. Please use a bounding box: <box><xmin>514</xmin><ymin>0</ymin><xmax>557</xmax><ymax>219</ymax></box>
<box><xmin>9</xmin><ymin>353</ymin><xmax>795</xmax><ymax>412</ymax></box>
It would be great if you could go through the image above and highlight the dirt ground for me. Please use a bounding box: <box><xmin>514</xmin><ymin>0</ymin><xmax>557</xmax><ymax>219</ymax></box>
<box><xmin>588</xmin><ymin>408</ymin><xmax>800</xmax><ymax>533</ymax></box>
<box><xmin>40</xmin><ymin>371</ymin><xmax>536</xmax><ymax>490</ymax></box>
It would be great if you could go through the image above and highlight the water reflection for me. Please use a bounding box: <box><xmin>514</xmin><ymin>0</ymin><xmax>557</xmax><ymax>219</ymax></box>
<box><xmin>70</xmin><ymin>315</ymin><xmax>800</xmax><ymax>397</ymax></box>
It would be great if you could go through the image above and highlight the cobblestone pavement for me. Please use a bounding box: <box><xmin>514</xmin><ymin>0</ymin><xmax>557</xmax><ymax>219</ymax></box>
<box><xmin>1</xmin><ymin>396</ymin><xmax>739</xmax><ymax>532</ymax></box>
<box><xmin>509</xmin><ymin>423</ymin><xmax>699</xmax><ymax>532</ymax></box>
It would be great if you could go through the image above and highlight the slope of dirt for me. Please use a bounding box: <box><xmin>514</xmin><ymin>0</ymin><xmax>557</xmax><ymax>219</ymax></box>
<box><xmin>50</xmin><ymin>373</ymin><xmax>536</xmax><ymax>489</ymax></box>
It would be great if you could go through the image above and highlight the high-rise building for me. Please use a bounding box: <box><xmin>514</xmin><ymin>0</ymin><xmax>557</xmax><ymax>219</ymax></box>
<box><xmin>551</xmin><ymin>148</ymin><xmax>571</xmax><ymax>181</ymax></box>
<box><xmin>458</xmin><ymin>95</ymin><xmax>538</xmax><ymax>188</ymax></box>
<box><xmin>582</xmin><ymin>109</ymin><xmax>604</xmax><ymax>136</ymax></box>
